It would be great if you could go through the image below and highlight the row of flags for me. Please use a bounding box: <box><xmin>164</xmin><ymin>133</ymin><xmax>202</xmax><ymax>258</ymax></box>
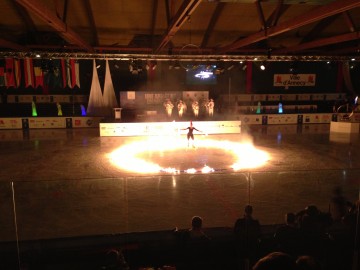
<box><xmin>0</xmin><ymin>58</ymin><xmax>80</xmax><ymax>92</ymax></box>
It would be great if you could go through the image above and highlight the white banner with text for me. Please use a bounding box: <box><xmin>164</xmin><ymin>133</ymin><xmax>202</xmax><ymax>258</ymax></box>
<box><xmin>274</xmin><ymin>74</ymin><xmax>316</xmax><ymax>87</ymax></box>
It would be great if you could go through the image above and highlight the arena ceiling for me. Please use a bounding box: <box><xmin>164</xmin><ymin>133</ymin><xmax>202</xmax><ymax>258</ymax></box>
<box><xmin>1</xmin><ymin>0</ymin><xmax>360</xmax><ymax>62</ymax></box>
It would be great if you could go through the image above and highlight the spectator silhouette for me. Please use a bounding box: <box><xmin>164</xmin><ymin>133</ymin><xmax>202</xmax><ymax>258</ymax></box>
<box><xmin>252</xmin><ymin>252</ymin><xmax>297</xmax><ymax>270</ymax></box>
<box><xmin>326</xmin><ymin>199</ymin><xmax>359</xmax><ymax>270</ymax></box>
<box><xmin>296</xmin><ymin>205</ymin><xmax>331</xmax><ymax>259</ymax></box>
<box><xmin>329</xmin><ymin>186</ymin><xmax>352</xmax><ymax>222</ymax></box>
<box><xmin>296</xmin><ymin>255</ymin><xmax>322</xmax><ymax>270</ymax></box>
<box><xmin>274</xmin><ymin>212</ymin><xmax>303</xmax><ymax>257</ymax></box>
<box><xmin>234</xmin><ymin>204</ymin><xmax>261</xmax><ymax>269</ymax></box>
<box><xmin>100</xmin><ymin>249</ymin><xmax>129</xmax><ymax>270</ymax></box>
<box><xmin>174</xmin><ymin>216</ymin><xmax>211</xmax><ymax>270</ymax></box>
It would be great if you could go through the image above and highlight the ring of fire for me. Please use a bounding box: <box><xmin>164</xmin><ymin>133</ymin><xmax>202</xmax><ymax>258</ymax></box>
<box><xmin>108</xmin><ymin>136</ymin><xmax>270</xmax><ymax>174</ymax></box>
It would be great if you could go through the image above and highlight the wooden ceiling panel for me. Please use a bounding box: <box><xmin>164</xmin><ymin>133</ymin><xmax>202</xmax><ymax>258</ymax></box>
<box><xmin>0</xmin><ymin>0</ymin><xmax>359</xmax><ymax>58</ymax></box>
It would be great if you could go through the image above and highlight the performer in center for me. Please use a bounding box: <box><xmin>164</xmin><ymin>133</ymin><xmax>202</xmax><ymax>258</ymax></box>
<box><xmin>182</xmin><ymin>121</ymin><xmax>202</xmax><ymax>148</ymax></box>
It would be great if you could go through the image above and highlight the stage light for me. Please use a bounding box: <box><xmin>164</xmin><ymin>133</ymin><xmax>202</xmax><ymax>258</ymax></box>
<box><xmin>260</xmin><ymin>63</ymin><xmax>265</xmax><ymax>70</ymax></box>
<box><xmin>96</xmin><ymin>64</ymin><xmax>101</xmax><ymax>69</ymax></box>
<box><xmin>278</xmin><ymin>102</ymin><xmax>283</xmax><ymax>114</ymax></box>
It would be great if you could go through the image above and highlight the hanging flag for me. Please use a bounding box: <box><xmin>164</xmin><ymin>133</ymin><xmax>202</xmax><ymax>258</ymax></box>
<box><xmin>63</xmin><ymin>58</ymin><xmax>80</xmax><ymax>89</ymax></box>
<box><xmin>0</xmin><ymin>67</ymin><xmax>5</xmax><ymax>87</ymax></box>
<box><xmin>34</xmin><ymin>66</ymin><xmax>44</xmax><ymax>89</ymax></box>
<box><xmin>246</xmin><ymin>61</ymin><xmax>253</xmax><ymax>94</ymax></box>
<box><xmin>52</xmin><ymin>59</ymin><xmax>63</xmax><ymax>89</ymax></box>
<box><xmin>67</xmin><ymin>58</ymin><xmax>74</xmax><ymax>88</ymax></box>
<box><xmin>24</xmin><ymin>58</ymin><xmax>34</xmax><ymax>88</ymax></box>
<box><xmin>87</xmin><ymin>59</ymin><xmax>104</xmax><ymax>116</ymax></box>
<box><xmin>14</xmin><ymin>59</ymin><xmax>21</xmax><ymax>88</ymax></box>
<box><xmin>147</xmin><ymin>61</ymin><xmax>156</xmax><ymax>81</ymax></box>
<box><xmin>5</xmin><ymin>58</ymin><xmax>15</xmax><ymax>88</ymax></box>
<box><xmin>75</xmin><ymin>60</ymin><xmax>80</xmax><ymax>88</ymax></box>
<box><xmin>42</xmin><ymin>68</ymin><xmax>50</xmax><ymax>94</ymax></box>
<box><xmin>60</xmin><ymin>58</ymin><xmax>66</xmax><ymax>88</ymax></box>
<box><xmin>103</xmin><ymin>59</ymin><xmax>119</xmax><ymax>116</ymax></box>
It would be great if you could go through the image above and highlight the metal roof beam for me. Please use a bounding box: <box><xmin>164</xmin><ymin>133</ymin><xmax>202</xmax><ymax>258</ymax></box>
<box><xmin>84</xmin><ymin>0</ymin><xmax>99</xmax><ymax>47</ymax></box>
<box><xmin>274</xmin><ymin>31</ymin><xmax>360</xmax><ymax>54</ymax></box>
<box><xmin>15</xmin><ymin>0</ymin><xmax>94</xmax><ymax>52</ymax></box>
<box><xmin>0</xmin><ymin>38</ymin><xmax>29</xmax><ymax>51</ymax></box>
<box><xmin>217</xmin><ymin>0</ymin><xmax>360</xmax><ymax>54</ymax></box>
<box><xmin>342</xmin><ymin>11</ymin><xmax>356</xmax><ymax>32</ymax></box>
<box><xmin>155</xmin><ymin>0</ymin><xmax>202</xmax><ymax>53</ymax></box>
<box><xmin>150</xmin><ymin>0</ymin><xmax>159</xmax><ymax>48</ymax></box>
<box><xmin>201</xmin><ymin>2</ymin><xmax>226</xmax><ymax>48</ymax></box>
<box><xmin>300</xmin><ymin>14</ymin><xmax>341</xmax><ymax>43</ymax></box>
<box><xmin>255</xmin><ymin>0</ymin><xmax>267</xmax><ymax>32</ymax></box>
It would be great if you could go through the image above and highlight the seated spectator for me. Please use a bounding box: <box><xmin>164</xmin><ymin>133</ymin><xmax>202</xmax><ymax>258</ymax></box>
<box><xmin>174</xmin><ymin>216</ymin><xmax>210</xmax><ymax>241</ymax></box>
<box><xmin>325</xmin><ymin>199</ymin><xmax>359</xmax><ymax>270</ymax></box>
<box><xmin>274</xmin><ymin>212</ymin><xmax>303</xmax><ymax>256</ymax></box>
<box><xmin>100</xmin><ymin>249</ymin><xmax>129</xmax><ymax>270</ymax></box>
<box><xmin>296</xmin><ymin>255</ymin><xmax>322</xmax><ymax>270</ymax></box>
<box><xmin>174</xmin><ymin>216</ymin><xmax>211</xmax><ymax>270</ymax></box>
<box><xmin>252</xmin><ymin>252</ymin><xmax>297</xmax><ymax>270</ymax></box>
<box><xmin>296</xmin><ymin>205</ymin><xmax>331</xmax><ymax>259</ymax></box>
<box><xmin>234</xmin><ymin>205</ymin><xmax>261</xmax><ymax>268</ymax></box>
<box><xmin>329</xmin><ymin>186</ymin><xmax>353</xmax><ymax>222</ymax></box>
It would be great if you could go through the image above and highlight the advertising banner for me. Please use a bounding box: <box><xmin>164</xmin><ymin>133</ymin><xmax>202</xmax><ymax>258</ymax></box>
<box><xmin>267</xmin><ymin>114</ymin><xmax>298</xmax><ymax>124</ymax></box>
<box><xmin>0</xmin><ymin>118</ymin><xmax>22</xmax><ymax>129</ymax></box>
<box><xmin>302</xmin><ymin>113</ymin><xmax>332</xmax><ymax>124</ymax></box>
<box><xmin>28</xmin><ymin>117</ymin><xmax>66</xmax><ymax>128</ymax></box>
<box><xmin>100</xmin><ymin>121</ymin><xmax>241</xmax><ymax>137</ymax></box>
<box><xmin>72</xmin><ymin>117</ymin><xmax>102</xmax><ymax>128</ymax></box>
<box><xmin>274</xmin><ymin>74</ymin><xmax>316</xmax><ymax>87</ymax></box>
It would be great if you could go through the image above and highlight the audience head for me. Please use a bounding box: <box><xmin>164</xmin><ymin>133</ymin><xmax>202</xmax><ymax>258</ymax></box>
<box><xmin>104</xmin><ymin>249</ymin><xmax>127</xmax><ymax>269</ymax></box>
<box><xmin>285</xmin><ymin>212</ymin><xmax>296</xmax><ymax>225</ymax></box>
<box><xmin>305</xmin><ymin>205</ymin><xmax>319</xmax><ymax>217</ymax></box>
<box><xmin>252</xmin><ymin>252</ymin><xmax>296</xmax><ymax>270</ymax></box>
<box><xmin>244</xmin><ymin>204</ymin><xmax>253</xmax><ymax>217</ymax></box>
<box><xmin>191</xmin><ymin>216</ymin><xmax>203</xmax><ymax>230</ymax></box>
<box><xmin>332</xmin><ymin>186</ymin><xmax>343</xmax><ymax>196</ymax></box>
<box><xmin>296</xmin><ymin>255</ymin><xmax>322</xmax><ymax>270</ymax></box>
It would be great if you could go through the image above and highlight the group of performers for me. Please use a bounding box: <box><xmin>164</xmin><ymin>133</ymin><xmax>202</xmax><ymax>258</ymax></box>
<box><xmin>163</xmin><ymin>98</ymin><xmax>215</xmax><ymax>118</ymax></box>
<box><xmin>162</xmin><ymin>98</ymin><xmax>214</xmax><ymax>147</ymax></box>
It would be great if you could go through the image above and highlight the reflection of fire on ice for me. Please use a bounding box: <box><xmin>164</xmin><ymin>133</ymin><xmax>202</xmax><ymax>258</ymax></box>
<box><xmin>108</xmin><ymin>135</ymin><xmax>270</xmax><ymax>174</ymax></box>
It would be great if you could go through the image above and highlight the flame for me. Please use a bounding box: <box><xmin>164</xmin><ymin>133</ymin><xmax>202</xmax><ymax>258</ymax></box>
<box><xmin>108</xmin><ymin>135</ymin><xmax>270</xmax><ymax>174</ymax></box>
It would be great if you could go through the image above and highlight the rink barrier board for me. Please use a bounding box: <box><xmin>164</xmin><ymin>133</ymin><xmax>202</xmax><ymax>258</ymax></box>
<box><xmin>99</xmin><ymin>121</ymin><xmax>242</xmax><ymax>137</ymax></box>
<box><xmin>0</xmin><ymin>113</ymin><xmax>359</xmax><ymax>130</ymax></box>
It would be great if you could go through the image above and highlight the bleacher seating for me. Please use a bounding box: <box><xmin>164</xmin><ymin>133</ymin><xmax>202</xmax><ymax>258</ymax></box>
<box><xmin>219</xmin><ymin>93</ymin><xmax>346</xmax><ymax>114</ymax></box>
<box><xmin>0</xmin><ymin>223</ymin><xmax>356</xmax><ymax>270</ymax></box>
